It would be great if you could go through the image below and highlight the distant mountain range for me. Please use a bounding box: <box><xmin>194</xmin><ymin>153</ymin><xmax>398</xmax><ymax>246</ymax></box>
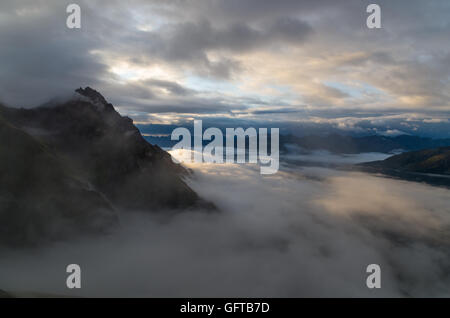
<box><xmin>280</xmin><ymin>134</ymin><xmax>450</xmax><ymax>154</ymax></box>
<box><xmin>0</xmin><ymin>87</ymin><xmax>212</xmax><ymax>247</ymax></box>
<box><xmin>143</xmin><ymin>130</ymin><xmax>450</xmax><ymax>156</ymax></box>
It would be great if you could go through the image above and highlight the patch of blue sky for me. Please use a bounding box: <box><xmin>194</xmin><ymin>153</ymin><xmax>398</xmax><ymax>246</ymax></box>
<box><xmin>184</xmin><ymin>75</ymin><xmax>299</xmax><ymax>105</ymax></box>
<box><xmin>183</xmin><ymin>75</ymin><xmax>242</xmax><ymax>95</ymax></box>
<box><xmin>324</xmin><ymin>81</ymin><xmax>384</xmax><ymax>98</ymax></box>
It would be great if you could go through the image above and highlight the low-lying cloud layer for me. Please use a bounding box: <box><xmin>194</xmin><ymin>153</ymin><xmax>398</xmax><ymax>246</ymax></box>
<box><xmin>1</xmin><ymin>156</ymin><xmax>449</xmax><ymax>297</ymax></box>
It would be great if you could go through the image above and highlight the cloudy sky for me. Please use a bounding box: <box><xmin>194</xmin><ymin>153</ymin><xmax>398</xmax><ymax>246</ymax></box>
<box><xmin>1</xmin><ymin>0</ymin><xmax>449</xmax><ymax>137</ymax></box>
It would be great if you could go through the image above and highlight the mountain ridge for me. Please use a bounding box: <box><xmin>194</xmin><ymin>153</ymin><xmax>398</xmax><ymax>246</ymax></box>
<box><xmin>0</xmin><ymin>87</ymin><xmax>213</xmax><ymax>246</ymax></box>
<box><xmin>361</xmin><ymin>146</ymin><xmax>450</xmax><ymax>175</ymax></box>
<box><xmin>139</xmin><ymin>129</ymin><xmax>450</xmax><ymax>154</ymax></box>
<box><xmin>280</xmin><ymin>133</ymin><xmax>450</xmax><ymax>154</ymax></box>
<box><xmin>358</xmin><ymin>146</ymin><xmax>450</xmax><ymax>188</ymax></box>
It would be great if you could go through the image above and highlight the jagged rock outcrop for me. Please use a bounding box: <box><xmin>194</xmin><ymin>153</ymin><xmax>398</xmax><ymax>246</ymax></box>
<box><xmin>0</xmin><ymin>115</ymin><xmax>117</xmax><ymax>246</ymax></box>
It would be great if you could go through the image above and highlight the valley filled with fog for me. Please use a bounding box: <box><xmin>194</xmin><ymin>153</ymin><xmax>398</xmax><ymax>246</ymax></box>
<box><xmin>1</xmin><ymin>151</ymin><xmax>449</xmax><ymax>297</ymax></box>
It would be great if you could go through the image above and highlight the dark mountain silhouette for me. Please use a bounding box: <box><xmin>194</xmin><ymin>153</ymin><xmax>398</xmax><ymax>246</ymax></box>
<box><xmin>361</xmin><ymin>147</ymin><xmax>450</xmax><ymax>175</ymax></box>
<box><xmin>280</xmin><ymin>134</ymin><xmax>450</xmax><ymax>154</ymax></box>
<box><xmin>0</xmin><ymin>87</ymin><xmax>213</xmax><ymax>246</ymax></box>
<box><xmin>0</xmin><ymin>289</ymin><xmax>12</xmax><ymax>298</ymax></box>
<box><xmin>359</xmin><ymin>147</ymin><xmax>450</xmax><ymax>187</ymax></box>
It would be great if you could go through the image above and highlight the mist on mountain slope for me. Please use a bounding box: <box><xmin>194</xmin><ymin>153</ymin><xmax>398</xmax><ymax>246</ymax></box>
<box><xmin>0</xmin><ymin>151</ymin><xmax>449</xmax><ymax>297</ymax></box>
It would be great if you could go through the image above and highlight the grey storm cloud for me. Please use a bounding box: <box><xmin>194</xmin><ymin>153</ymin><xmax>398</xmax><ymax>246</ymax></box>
<box><xmin>0</xmin><ymin>1</ymin><xmax>311</xmax><ymax>105</ymax></box>
<box><xmin>0</xmin><ymin>0</ymin><xmax>313</xmax><ymax>107</ymax></box>
<box><xmin>113</xmin><ymin>17</ymin><xmax>312</xmax><ymax>79</ymax></box>
<box><xmin>0</xmin><ymin>0</ymin><xmax>449</xmax><ymax>136</ymax></box>
<box><xmin>157</xmin><ymin>18</ymin><xmax>312</xmax><ymax>56</ymax></box>
<box><xmin>117</xmin><ymin>98</ymin><xmax>250</xmax><ymax>115</ymax></box>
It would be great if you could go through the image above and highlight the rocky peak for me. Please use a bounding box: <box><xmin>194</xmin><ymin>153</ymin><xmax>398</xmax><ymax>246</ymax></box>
<box><xmin>75</xmin><ymin>86</ymin><xmax>114</xmax><ymax>111</ymax></box>
<box><xmin>0</xmin><ymin>87</ymin><xmax>215</xmax><ymax>246</ymax></box>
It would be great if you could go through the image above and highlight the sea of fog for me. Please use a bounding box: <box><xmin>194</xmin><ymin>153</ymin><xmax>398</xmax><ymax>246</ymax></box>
<box><xmin>0</xmin><ymin>151</ymin><xmax>449</xmax><ymax>297</ymax></box>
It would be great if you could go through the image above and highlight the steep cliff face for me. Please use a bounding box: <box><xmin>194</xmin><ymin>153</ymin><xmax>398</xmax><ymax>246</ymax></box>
<box><xmin>0</xmin><ymin>87</ymin><xmax>212</xmax><ymax>246</ymax></box>
<box><xmin>0</xmin><ymin>115</ymin><xmax>117</xmax><ymax>246</ymax></box>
